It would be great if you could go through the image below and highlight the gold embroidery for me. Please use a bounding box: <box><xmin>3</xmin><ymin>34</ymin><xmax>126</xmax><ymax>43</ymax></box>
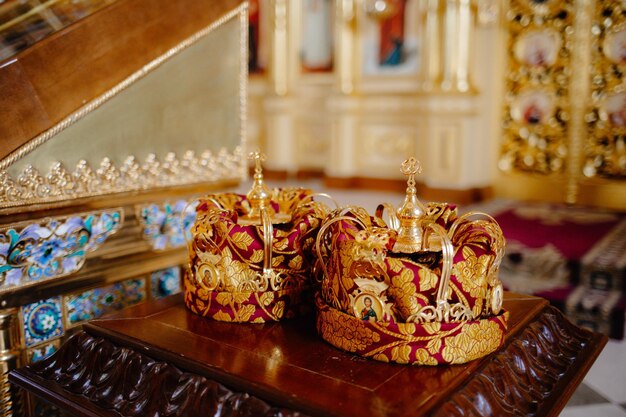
<box><xmin>272</xmin><ymin>301</ymin><xmax>285</xmax><ymax>318</ymax></box>
<box><xmin>452</xmin><ymin>245</ymin><xmax>494</xmax><ymax>316</ymax></box>
<box><xmin>260</xmin><ymin>291</ymin><xmax>274</xmax><ymax>306</ymax></box>
<box><xmin>397</xmin><ymin>322</ymin><xmax>416</xmax><ymax>335</ymax></box>
<box><xmin>213</xmin><ymin>310</ymin><xmax>232</xmax><ymax>322</ymax></box>
<box><xmin>231</xmin><ymin>232</ymin><xmax>254</xmax><ymax>250</ymax></box>
<box><xmin>288</xmin><ymin>255</ymin><xmax>303</xmax><ymax>270</ymax></box>
<box><xmin>391</xmin><ymin>345</ymin><xmax>412</xmax><ymax>364</ymax></box>
<box><xmin>318</xmin><ymin>308</ymin><xmax>381</xmax><ymax>352</ymax></box>
<box><xmin>250</xmin><ymin>249</ymin><xmax>264</xmax><ymax>263</ymax></box>
<box><xmin>388</xmin><ymin>268</ymin><xmax>425</xmax><ymax>320</ymax></box>
<box><xmin>372</xmin><ymin>353</ymin><xmax>390</xmax><ymax>363</ymax></box>
<box><xmin>418</xmin><ymin>268</ymin><xmax>438</xmax><ymax>292</ymax></box>
<box><xmin>414</xmin><ymin>348</ymin><xmax>438</xmax><ymax>366</ymax></box>
<box><xmin>237</xmin><ymin>304</ymin><xmax>255</xmax><ymax>322</ymax></box>
<box><xmin>426</xmin><ymin>336</ymin><xmax>443</xmax><ymax>355</ymax></box>
<box><xmin>441</xmin><ymin>320</ymin><xmax>503</xmax><ymax>364</ymax></box>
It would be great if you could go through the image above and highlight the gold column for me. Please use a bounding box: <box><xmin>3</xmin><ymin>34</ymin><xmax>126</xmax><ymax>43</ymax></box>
<box><xmin>456</xmin><ymin>0</ymin><xmax>472</xmax><ymax>92</ymax></box>
<box><xmin>335</xmin><ymin>0</ymin><xmax>356</xmax><ymax>94</ymax></box>
<box><xmin>565</xmin><ymin>0</ymin><xmax>593</xmax><ymax>204</ymax></box>
<box><xmin>440</xmin><ymin>0</ymin><xmax>458</xmax><ymax>91</ymax></box>
<box><xmin>421</xmin><ymin>0</ymin><xmax>442</xmax><ymax>91</ymax></box>
<box><xmin>270</xmin><ymin>0</ymin><xmax>289</xmax><ymax>96</ymax></box>
<box><xmin>440</xmin><ymin>0</ymin><xmax>475</xmax><ymax>92</ymax></box>
<box><xmin>0</xmin><ymin>309</ymin><xmax>22</xmax><ymax>417</ymax></box>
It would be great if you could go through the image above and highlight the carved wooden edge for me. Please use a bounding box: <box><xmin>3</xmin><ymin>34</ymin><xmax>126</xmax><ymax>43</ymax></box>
<box><xmin>9</xmin><ymin>304</ymin><xmax>606</xmax><ymax>417</ymax></box>
<box><xmin>9</xmin><ymin>331</ymin><xmax>307</xmax><ymax>417</ymax></box>
<box><xmin>430</xmin><ymin>305</ymin><xmax>608</xmax><ymax>417</ymax></box>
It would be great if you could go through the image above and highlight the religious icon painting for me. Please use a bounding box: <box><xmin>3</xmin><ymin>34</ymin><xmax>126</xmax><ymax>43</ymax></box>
<box><xmin>353</xmin><ymin>292</ymin><xmax>384</xmax><ymax>323</ymax></box>
<box><xmin>513</xmin><ymin>29</ymin><xmax>561</xmax><ymax>67</ymax></box>
<box><xmin>300</xmin><ymin>0</ymin><xmax>334</xmax><ymax>73</ymax></box>
<box><xmin>602</xmin><ymin>29</ymin><xmax>626</xmax><ymax>65</ymax></box>
<box><xmin>361</xmin><ymin>0</ymin><xmax>420</xmax><ymax>77</ymax></box>
<box><xmin>510</xmin><ymin>90</ymin><xmax>555</xmax><ymax>125</ymax></box>
<box><xmin>248</xmin><ymin>0</ymin><xmax>269</xmax><ymax>74</ymax></box>
<box><xmin>601</xmin><ymin>92</ymin><xmax>626</xmax><ymax>128</ymax></box>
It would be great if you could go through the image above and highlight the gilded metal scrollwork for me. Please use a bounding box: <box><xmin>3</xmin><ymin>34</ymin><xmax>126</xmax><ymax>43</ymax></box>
<box><xmin>0</xmin><ymin>148</ymin><xmax>243</xmax><ymax>209</ymax></box>
<box><xmin>500</xmin><ymin>0</ymin><xmax>575</xmax><ymax>175</ymax></box>
<box><xmin>584</xmin><ymin>4</ymin><xmax>626</xmax><ymax>179</ymax></box>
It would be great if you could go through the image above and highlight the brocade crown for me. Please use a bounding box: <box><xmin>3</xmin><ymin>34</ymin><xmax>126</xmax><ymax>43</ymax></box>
<box><xmin>314</xmin><ymin>157</ymin><xmax>509</xmax><ymax>365</ymax></box>
<box><xmin>184</xmin><ymin>152</ymin><xmax>331</xmax><ymax>322</ymax></box>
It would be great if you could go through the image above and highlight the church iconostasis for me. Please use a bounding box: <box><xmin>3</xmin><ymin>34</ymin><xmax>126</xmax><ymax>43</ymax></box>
<box><xmin>299</xmin><ymin>0</ymin><xmax>334</xmax><ymax>74</ymax></box>
<box><xmin>500</xmin><ymin>0</ymin><xmax>573</xmax><ymax>176</ymax></box>
<box><xmin>499</xmin><ymin>0</ymin><xmax>626</xmax><ymax>208</ymax></box>
<box><xmin>357</xmin><ymin>0</ymin><xmax>424</xmax><ymax>91</ymax></box>
<box><xmin>248</xmin><ymin>0</ymin><xmax>270</xmax><ymax>74</ymax></box>
<box><xmin>248</xmin><ymin>1</ymin><xmax>333</xmax><ymax>78</ymax></box>
<box><xmin>586</xmin><ymin>3</ymin><xmax>626</xmax><ymax>181</ymax></box>
<box><xmin>247</xmin><ymin>0</ymin><xmax>430</xmax><ymax>92</ymax></box>
<box><xmin>249</xmin><ymin>1</ymin><xmax>510</xmax><ymax>202</ymax></box>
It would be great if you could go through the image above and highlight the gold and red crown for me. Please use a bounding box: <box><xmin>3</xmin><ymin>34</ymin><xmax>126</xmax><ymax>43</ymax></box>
<box><xmin>315</xmin><ymin>157</ymin><xmax>508</xmax><ymax>365</ymax></box>
<box><xmin>184</xmin><ymin>152</ymin><xmax>332</xmax><ymax>323</ymax></box>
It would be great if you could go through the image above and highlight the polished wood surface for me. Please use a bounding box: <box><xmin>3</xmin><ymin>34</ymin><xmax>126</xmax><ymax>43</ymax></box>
<box><xmin>11</xmin><ymin>293</ymin><xmax>607</xmax><ymax>417</ymax></box>
<box><xmin>0</xmin><ymin>0</ymin><xmax>242</xmax><ymax>162</ymax></box>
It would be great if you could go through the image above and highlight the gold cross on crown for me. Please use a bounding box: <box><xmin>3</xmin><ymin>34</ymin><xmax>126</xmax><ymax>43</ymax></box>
<box><xmin>248</xmin><ymin>151</ymin><xmax>266</xmax><ymax>175</ymax></box>
<box><xmin>401</xmin><ymin>157</ymin><xmax>422</xmax><ymax>187</ymax></box>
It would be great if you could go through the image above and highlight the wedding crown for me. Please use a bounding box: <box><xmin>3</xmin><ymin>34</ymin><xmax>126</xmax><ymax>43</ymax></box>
<box><xmin>314</xmin><ymin>157</ymin><xmax>508</xmax><ymax>365</ymax></box>
<box><xmin>184</xmin><ymin>152</ymin><xmax>332</xmax><ymax>323</ymax></box>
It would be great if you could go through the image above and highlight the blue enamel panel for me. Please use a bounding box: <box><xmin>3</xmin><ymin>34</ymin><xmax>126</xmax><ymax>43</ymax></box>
<box><xmin>139</xmin><ymin>200</ymin><xmax>197</xmax><ymax>250</ymax></box>
<box><xmin>28</xmin><ymin>340</ymin><xmax>60</xmax><ymax>363</ymax></box>
<box><xmin>22</xmin><ymin>297</ymin><xmax>64</xmax><ymax>347</ymax></box>
<box><xmin>150</xmin><ymin>266</ymin><xmax>182</xmax><ymax>299</ymax></box>
<box><xmin>0</xmin><ymin>210</ymin><xmax>123</xmax><ymax>289</ymax></box>
<box><xmin>65</xmin><ymin>278</ymin><xmax>146</xmax><ymax>327</ymax></box>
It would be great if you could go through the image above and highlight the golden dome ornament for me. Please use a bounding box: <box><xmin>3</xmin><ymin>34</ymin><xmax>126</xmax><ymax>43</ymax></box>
<box><xmin>238</xmin><ymin>151</ymin><xmax>291</xmax><ymax>226</ymax></box>
<box><xmin>391</xmin><ymin>157</ymin><xmax>428</xmax><ymax>253</ymax></box>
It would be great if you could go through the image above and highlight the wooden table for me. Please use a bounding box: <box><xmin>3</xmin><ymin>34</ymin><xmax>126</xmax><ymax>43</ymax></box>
<box><xmin>10</xmin><ymin>293</ymin><xmax>606</xmax><ymax>417</ymax></box>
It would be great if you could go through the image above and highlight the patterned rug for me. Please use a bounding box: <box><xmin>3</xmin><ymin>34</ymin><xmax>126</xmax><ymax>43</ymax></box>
<box><xmin>470</xmin><ymin>200</ymin><xmax>626</xmax><ymax>339</ymax></box>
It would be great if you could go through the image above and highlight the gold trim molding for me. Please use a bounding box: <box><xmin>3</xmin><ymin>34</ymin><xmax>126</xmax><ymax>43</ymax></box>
<box><xmin>0</xmin><ymin>4</ymin><xmax>248</xmax><ymax>210</ymax></box>
<box><xmin>0</xmin><ymin>148</ymin><xmax>243</xmax><ymax>209</ymax></box>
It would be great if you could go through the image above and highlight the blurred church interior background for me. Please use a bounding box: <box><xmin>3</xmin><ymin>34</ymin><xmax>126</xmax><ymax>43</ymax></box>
<box><xmin>245</xmin><ymin>1</ymin><xmax>626</xmax><ymax>415</ymax></box>
<box><xmin>0</xmin><ymin>0</ymin><xmax>625</xmax><ymax>415</ymax></box>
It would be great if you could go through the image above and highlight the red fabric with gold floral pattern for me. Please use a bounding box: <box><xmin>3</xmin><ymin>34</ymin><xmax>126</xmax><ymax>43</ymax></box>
<box><xmin>321</xmin><ymin>205</ymin><xmax>503</xmax><ymax>321</ymax></box>
<box><xmin>316</xmin><ymin>294</ymin><xmax>508</xmax><ymax>365</ymax></box>
<box><xmin>184</xmin><ymin>272</ymin><xmax>313</xmax><ymax>322</ymax></box>
<box><xmin>185</xmin><ymin>189</ymin><xmax>326</xmax><ymax>322</ymax></box>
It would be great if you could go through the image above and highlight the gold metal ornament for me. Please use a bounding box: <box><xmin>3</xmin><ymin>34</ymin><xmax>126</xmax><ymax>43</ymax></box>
<box><xmin>584</xmin><ymin>5</ymin><xmax>626</xmax><ymax>180</ymax></box>
<box><xmin>393</xmin><ymin>157</ymin><xmax>427</xmax><ymax>253</ymax></box>
<box><xmin>239</xmin><ymin>152</ymin><xmax>290</xmax><ymax>226</ymax></box>
<box><xmin>500</xmin><ymin>0</ymin><xmax>574</xmax><ymax>175</ymax></box>
<box><xmin>491</xmin><ymin>283</ymin><xmax>504</xmax><ymax>315</ymax></box>
<box><xmin>0</xmin><ymin>148</ymin><xmax>243</xmax><ymax>210</ymax></box>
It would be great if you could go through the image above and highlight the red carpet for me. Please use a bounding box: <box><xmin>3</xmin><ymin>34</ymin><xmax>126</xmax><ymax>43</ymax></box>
<box><xmin>479</xmin><ymin>201</ymin><xmax>626</xmax><ymax>339</ymax></box>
